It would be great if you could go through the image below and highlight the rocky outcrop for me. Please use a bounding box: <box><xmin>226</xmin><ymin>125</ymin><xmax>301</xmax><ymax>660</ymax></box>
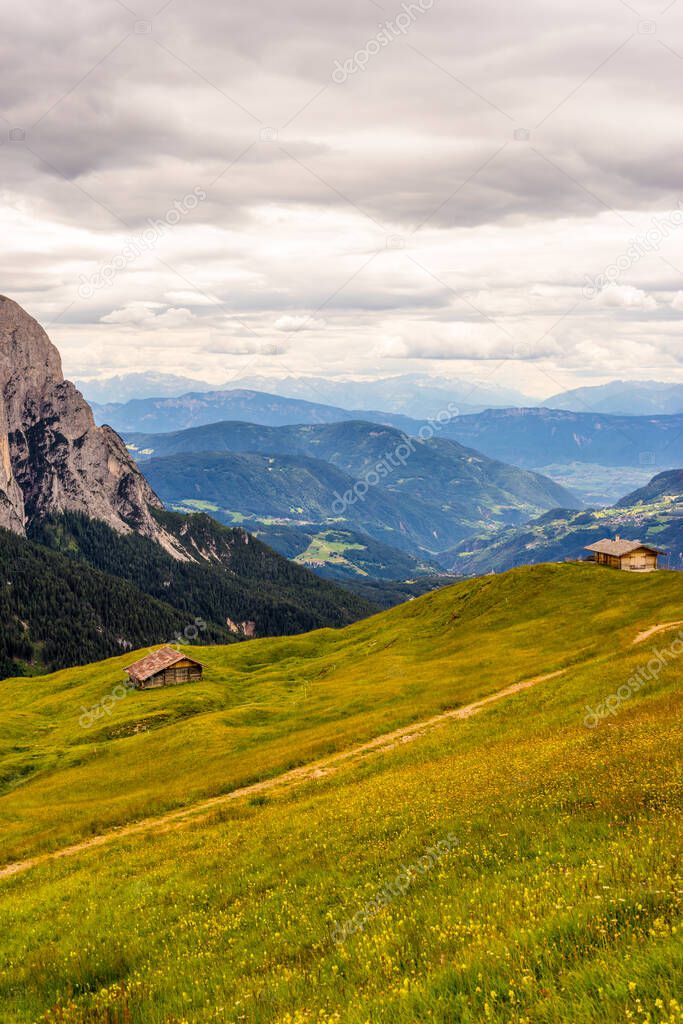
<box><xmin>0</xmin><ymin>296</ymin><xmax>184</xmax><ymax>555</ymax></box>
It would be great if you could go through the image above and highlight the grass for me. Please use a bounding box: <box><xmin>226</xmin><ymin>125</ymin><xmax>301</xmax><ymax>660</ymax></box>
<box><xmin>0</xmin><ymin>564</ymin><xmax>681</xmax><ymax>1022</ymax></box>
<box><xmin>294</xmin><ymin>534</ymin><xmax>368</xmax><ymax>574</ymax></box>
<box><xmin>172</xmin><ymin>499</ymin><xmax>221</xmax><ymax>513</ymax></box>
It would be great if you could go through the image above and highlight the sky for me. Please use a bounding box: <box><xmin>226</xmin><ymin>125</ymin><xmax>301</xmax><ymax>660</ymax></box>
<box><xmin>2</xmin><ymin>0</ymin><xmax>683</xmax><ymax>397</ymax></box>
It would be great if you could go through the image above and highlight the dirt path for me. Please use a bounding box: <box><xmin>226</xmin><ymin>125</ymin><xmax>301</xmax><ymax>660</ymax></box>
<box><xmin>0</xmin><ymin>669</ymin><xmax>565</xmax><ymax>883</ymax></box>
<box><xmin>633</xmin><ymin>621</ymin><xmax>683</xmax><ymax>645</ymax></box>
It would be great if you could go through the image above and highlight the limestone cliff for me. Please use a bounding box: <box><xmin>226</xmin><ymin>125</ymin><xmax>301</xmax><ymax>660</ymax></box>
<box><xmin>0</xmin><ymin>296</ymin><xmax>183</xmax><ymax>555</ymax></box>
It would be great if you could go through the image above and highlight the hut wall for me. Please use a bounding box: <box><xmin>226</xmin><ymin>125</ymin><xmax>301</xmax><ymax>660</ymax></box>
<box><xmin>138</xmin><ymin>660</ymin><xmax>203</xmax><ymax>689</ymax></box>
<box><xmin>620</xmin><ymin>550</ymin><xmax>659</xmax><ymax>572</ymax></box>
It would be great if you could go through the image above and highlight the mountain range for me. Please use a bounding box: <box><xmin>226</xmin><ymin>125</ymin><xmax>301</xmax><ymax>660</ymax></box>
<box><xmin>437</xmin><ymin>407</ymin><xmax>683</xmax><ymax>503</ymax></box>
<box><xmin>124</xmin><ymin>419</ymin><xmax>579</xmax><ymax>564</ymax></box>
<box><xmin>75</xmin><ymin>372</ymin><xmax>221</xmax><ymax>404</ymax></box>
<box><xmin>437</xmin><ymin>407</ymin><xmax>683</xmax><ymax>470</ymax></box>
<box><xmin>76</xmin><ymin>370</ymin><xmax>683</xmax><ymax>417</ymax></box>
<box><xmin>216</xmin><ymin>373</ymin><xmax>532</xmax><ymax>418</ymax></box>
<box><xmin>80</xmin><ymin>372</ymin><xmax>683</xmax><ymax>418</ymax></box>
<box><xmin>80</xmin><ymin>372</ymin><xmax>533</xmax><ymax>416</ymax></box>
<box><xmin>93</xmin><ymin>389</ymin><xmax>683</xmax><ymax>505</ymax></box>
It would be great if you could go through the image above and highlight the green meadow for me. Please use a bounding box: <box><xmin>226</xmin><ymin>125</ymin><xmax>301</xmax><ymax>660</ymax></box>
<box><xmin>0</xmin><ymin>564</ymin><xmax>681</xmax><ymax>1022</ymax></box>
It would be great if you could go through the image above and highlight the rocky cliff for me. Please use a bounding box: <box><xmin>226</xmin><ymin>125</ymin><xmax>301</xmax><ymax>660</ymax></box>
<box><xmin>0</xmin><ymin>296</ymin><xmax>183</xmax><ymax>554</ymax></box>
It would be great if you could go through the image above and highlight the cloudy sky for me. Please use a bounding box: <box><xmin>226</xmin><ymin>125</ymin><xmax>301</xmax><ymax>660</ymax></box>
<box><xmin>3</xmin><ymin>0</ymin><xmax>683</xmax><ymax>396</ymax></box>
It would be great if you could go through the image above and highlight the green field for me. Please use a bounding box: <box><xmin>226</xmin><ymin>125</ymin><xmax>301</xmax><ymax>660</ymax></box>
<box><xmin>0</xmin><ymin>564</ymin><xmax>681</xmax><ymax>1023</ymax></box>
<box><xmin>294</xmin><ymin>534</ymin><xmax>368</xmax><ymax>575</ymax></box>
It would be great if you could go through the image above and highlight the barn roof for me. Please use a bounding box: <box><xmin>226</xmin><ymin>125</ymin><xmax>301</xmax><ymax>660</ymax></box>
<box><xmin>585</xmin><ymin>538</ymin><xmax>666</xmax><ymax>557</ymax></box>
<box><xmin>125</xmin><ymin>647</ymin><xmax>203</xmax><ymax>683</ymax></box>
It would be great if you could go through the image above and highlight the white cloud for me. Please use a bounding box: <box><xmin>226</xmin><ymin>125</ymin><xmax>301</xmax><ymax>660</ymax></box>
<box><xmin>101</xmin><ymin>304</ymin><xmax>194</xmax><ymax>327</ymax></box>
<box><xmin>100</xmin><ymin>303</ymin><xmax>163</xmax><ymax>325</ymax></box>
<box><xmin>376</xmin><ymin>323</ymin><xmax>564</xmax><ymax>361</ymax></box>
<box><xmin>274</xmin><ymin>314</ymin><xmax>327</xmax><ymax>332</ymax></box>
<box><xmin>163</xmin><ymin>290</ymin><xmax>221</xmax><ymax>307</ymax></box>
<box><xmin>598</xmin><ymin>285</ymin><xmax>657</xmax><ymax>311</ymax></box>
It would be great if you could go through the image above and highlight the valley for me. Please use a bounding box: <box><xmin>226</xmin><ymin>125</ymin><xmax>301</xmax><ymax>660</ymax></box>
<box><xmin>449</xmin><ymin>469</ymin><xmax>683</xmax><ymax>575</ymax></box>
<box><xmin>123</xmin><ymin>419</ymin><xmax>579</xmax><ymax>570</ymax></box>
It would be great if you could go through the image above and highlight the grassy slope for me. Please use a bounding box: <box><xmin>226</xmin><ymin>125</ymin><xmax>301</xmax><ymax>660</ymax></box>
<box><xmin>0</xmin><ymin>564</ymin><xmax>681</xmax><ymax>1022</ymax></box>
<box><xmin>0</xmin><ymin>562</ymin><xmax>660</xmax><ymax>862</ymax></box>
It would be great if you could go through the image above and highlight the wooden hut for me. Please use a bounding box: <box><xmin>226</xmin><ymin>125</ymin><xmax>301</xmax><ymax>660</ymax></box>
<box><xmin>125</xmin><ymin>647</ymin><xmax>204</xmax><ymax>689</ymax></box>
<box><xmin>584</xmin><ymin>538</ymin><xmax>664</xmax><ymax>572</ymax></box>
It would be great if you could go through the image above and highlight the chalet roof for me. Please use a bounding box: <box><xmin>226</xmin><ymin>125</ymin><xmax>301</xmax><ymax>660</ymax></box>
<box><xmin>585</xmin><ymin>538</ymin><xmax>665</xmax><ymax>557</ymax></box>
<box><xmin>125</xmin><ymin>647</ymin><xmax>203</xmax><ymax>683</ymax></box>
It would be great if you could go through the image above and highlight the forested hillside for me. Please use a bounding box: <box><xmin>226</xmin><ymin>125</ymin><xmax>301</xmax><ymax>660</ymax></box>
<box><xmin>0</xmin><ymin>513</ymin><xmax>377</xmax><ymax>680</ymax></box>
<box><xmin>31</xmin><ymin>512</ymin><xmax>375</xmax><ymax>632</ymax></box>
<box><xmin>0</xmin><ymin>528</ymin><xmax>229</xmax><ymax>678</ymax></box>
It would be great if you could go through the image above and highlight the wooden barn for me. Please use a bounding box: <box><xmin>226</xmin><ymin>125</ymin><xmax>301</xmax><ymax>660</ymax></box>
<box><xmin>585</xmin><ymin>538</ymin><xmax>665</xmax><ymax>572</ymax></box>
<box><xmin>125</xmin><ymin>647</ymin><xmax>204</xmax><ymax>689</ymax></box>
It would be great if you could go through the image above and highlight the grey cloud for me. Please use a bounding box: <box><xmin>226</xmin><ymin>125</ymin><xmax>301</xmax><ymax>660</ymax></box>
<box><xmin>2</xmin><ymin>0</ymin><xmax>683</xmax><ymax>385</ymax></box>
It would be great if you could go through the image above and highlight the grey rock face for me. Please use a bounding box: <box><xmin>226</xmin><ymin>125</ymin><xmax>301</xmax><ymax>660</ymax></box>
<box><xmin>0</xmin><ymin>296</ymin><xmax>181</xmax><ymax>551</ymax></box>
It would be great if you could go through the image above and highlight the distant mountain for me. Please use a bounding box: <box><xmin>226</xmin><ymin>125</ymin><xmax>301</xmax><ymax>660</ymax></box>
<box><xmin>77</xmin><ymin>372</ymin><xmax>216</xmax><ymax>404</ymax></box>
<box><xmin>98</xmin><ymin>391</ymin><xmax>683</xmax><ymax>506</ymax></box>
<box><xmin>128</xmin><ymin>420</ymin><xmax>446</xmax><ymax>582</ymax></box>
<box><xmin>126</xmin><ymin>412</ymin><xmax>683</xmax><ymax>477</ymax></box>
<box><xmin>446</xmin><ymin>469</ymin><xmax>683</xmax><ymax>575</ymax></box>
<box><xmin>543</xmin><ymin>380</ymin><xmax>683</xmax><ymax>416</ymax></box>
<box><xmin>126</xmin><ymin>419</ymin><xmax>576</xmax><ymax>508</ymax></box>
<box><xmin>81</xmin><ymin>371</ymin><xmax>533</xmax><ymax>417</ymax></box>
<box><xmin>93</xmin><ymin>389</ymin><xmax>362</xmax><ymax>433</ymax></box>
<box><xmin>614</xmin><ymin>468</ymin><xmax>683</xmax><ymax>506</ymax></box>
<box><xmin>231</xmin><ymin>373</ymin><xmax>533</xmax><ymax>418</ymax></box>
<box><xmin>438</xmin><ymin>407</ymin><xmax>683</xmax><ymax>469</ymax></box>
<box><xmin>129</xmin><ymin>419</ymin><xmax>579</xmax><ymax>561</ymax></box>
<box><xmin>143</xmin><ymin>448</ymin><xmax>426</xmax><ymax>542</ymax></box>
